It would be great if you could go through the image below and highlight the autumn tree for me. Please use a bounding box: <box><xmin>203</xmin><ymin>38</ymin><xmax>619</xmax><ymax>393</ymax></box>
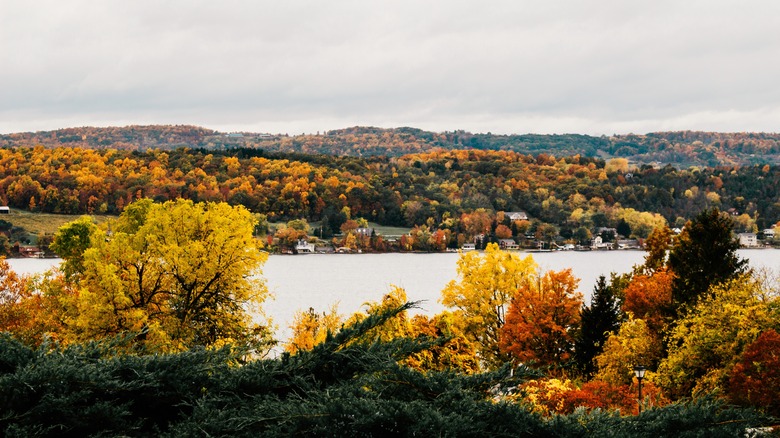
<box><xmin>499</xmin><ymin>269</ymin><xmax>583</xmax><ymax>370</ymax></box>
<box><xmin>343</xmin><ymin>286</ymin><xmax>414</xmax><ymax>345</ymax></box>
<box><xmin>657</xmin><ymin>274</ymin><xmax>778</xmax><ymax>398</ymax></box>
<box><xmin>622</xmin><ymin>268</ymin><xmax>674</xmax><ymax>344</ymax></box>
<box><xmin>0</xmin><ymin>259</ymin><xmax>33</xmax><ymax>342</ymax></box>
<box><xmin>573</xmin><ymin>275</ymin><xmax>623</xmax><ymax>377</ymax></box>
<box><xmin>405</xmin><ymin>311</ymin><xmax>480</xmax><ymax>374</ymax></box>
<box><xmin>495</xmin><ymin>224</ymin><xmax>513</xmax><ymax>239</ymax></box>
<box><xmin>286</xmin><ymin>304</ymin><xmax>342</xmax><ymax>354</ymax></box>
<box><xmin>641</xmin><ymin>226</ymin><xmax>673</xmax><ymax>274</ymax></box>
<box><xmin>287</xmin><ymin>289</ymin><xmax>479</xmax><ymax>373</ymax></box>
<box><xmin>274</xmin><ymin>219</ymin><xmax>310</xmax><ymax>251</ymax></box>
<box><xmin>0</xmin><ymin>260</ymin><xmax>74</xmax><ymax>346</ymax></box>
<box><xmin>515</xmin><ymin>378</ymin><xmax>666</xmax><ymax>416</ymax></box>
<box><xmin>64</xmin><ymin>199</ymin><xmax>272</xmax><ymax>352</ymax></box>
<box><xmin>728</xmin><ymin>329</ymin><xmax>780</xmax><ymax>416</ymax></box>
<box><xmin>50</xmin><ymin>216</ymin><xmax>99</xmax><ymax>280</ymax></box>
<box><xmin>459</xmin><ymin>209</ymin><xmax>492</xmax><ymax>240</ymax></box>
<box><xmin>440</xmin><ymin>243</ymin><xmax>537</xmax><ymax>369</ymax></box>
<box><xmin>667</xmin><ymin>208</ymin><xmax>747</xmax><ymax>314</ymax></box>
<box><xmin>594</xmin><ymin>315</ymin><xmax>659</xmax><ymax>386</ymax></box>
<box><xmin>286</xmin><ymin>218</ymin><xmax>311</xmax><ymax>234</ymax></box>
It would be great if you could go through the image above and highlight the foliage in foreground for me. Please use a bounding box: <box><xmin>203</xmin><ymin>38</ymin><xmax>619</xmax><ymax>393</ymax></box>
<box><xmin>0</xmin><ymin>304</ymin><xmax>770</xmax><ymax>437</ymax></box>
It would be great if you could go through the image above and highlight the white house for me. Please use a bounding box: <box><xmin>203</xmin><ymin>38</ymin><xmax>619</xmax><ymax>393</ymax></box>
<box><xmin>591</xmin><ymin>235</ymin><xmax>612</xmax><ymax>249</ymax></box>
<box><xmin>738</xmin><ymin>233</ymin><xmax>759</xmax><ymax>248</ymax></box>
<box><xmin>295</xmin><ymin>239</ymin><xmax>316</xmax><ymax>253</ymax></box>
<box><xmin>0</xmin><ymin>206</ymin><xmax>9</xmax><ymax>214</ymax></box>
<box><xmin>506</xmin><ymin>211</ymin><xmax>528</xmax><ymax>221</ymax></box>
<box><xmin>355</xmin><ymin>227</ymin><xmax>374</xmax><ymax>237</ymax></box>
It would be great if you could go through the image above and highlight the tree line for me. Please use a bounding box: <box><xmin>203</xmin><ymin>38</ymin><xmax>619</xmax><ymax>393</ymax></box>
<box><xmin>5</xmin><ymin>125</ymin><xmax>780</xmax><ymax>167</ymax></box>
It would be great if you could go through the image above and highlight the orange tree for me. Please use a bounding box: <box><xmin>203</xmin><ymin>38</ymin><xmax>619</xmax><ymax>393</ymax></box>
<box><xmin>622</xmin><ymin>268</ymin><xmax>674</xmax><ymax>353</ymax></box>
<box><xmin>499</xmin><ymin>268</ymin><xmax>582</xmax><ymax>371</ymax></box>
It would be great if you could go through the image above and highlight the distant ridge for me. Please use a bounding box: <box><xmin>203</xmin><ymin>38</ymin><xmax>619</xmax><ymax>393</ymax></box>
<box><xmin>2</xmin><ymin>125</ymin><xmax>780</xmax><ymax>167</ymax></box>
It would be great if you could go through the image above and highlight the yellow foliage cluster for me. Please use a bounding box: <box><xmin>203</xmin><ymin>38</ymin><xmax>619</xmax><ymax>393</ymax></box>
<box><xmin>441</xmin><ymin>243</ymin><xmax>537</xmax><ymax>369</ymax></box>
<box><xmin>594</xmin><ymin>315</ymin><xmax>659</xmax><ymax>386</ymax></box>
<box><xmin>3</xmin><ymin>199</ymin><xmax>273</xmax><ymax>354</ymax></box>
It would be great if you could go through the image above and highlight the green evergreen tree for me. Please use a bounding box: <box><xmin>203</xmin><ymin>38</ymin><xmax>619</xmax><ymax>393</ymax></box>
<box><xmin>616</xmin><ymin>218</ymin><xmax>632</xmax><ymax>238</ymax></box>
<box><xmin>573</xmin><ymin>275</ymin><xmax>624</xmax><ymax>377</ymax></box>
<box><xmin>667</xmin><ymin>208</ymin><xmax>747</xmax><ymax>314</ymax></box>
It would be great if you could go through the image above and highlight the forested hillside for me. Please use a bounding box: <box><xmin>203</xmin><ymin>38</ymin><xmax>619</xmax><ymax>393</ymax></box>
<box><xmin>3</xmin><ymin>125</ymin><xmax>780</xmax><ymax>167</ymax></box>
<box><xmin>0</xmin><ymin>146</ymin><xmax>777</xmax><ymax>233</ymax></box>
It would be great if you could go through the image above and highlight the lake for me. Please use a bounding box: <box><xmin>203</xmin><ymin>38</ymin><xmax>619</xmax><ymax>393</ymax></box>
<box><xmin>7</xmin><ymin>249</ymin><xmax>780</xmax><ymax>344</ymax></box>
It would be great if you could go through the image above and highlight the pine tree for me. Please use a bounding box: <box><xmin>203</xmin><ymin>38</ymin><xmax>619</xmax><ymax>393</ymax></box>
<box><xmin>573</xmin><ymin>275</ymin><xmax>624</xmax><ymax>377</ymax></box>
<box><xmin>667</xmin><ymin>208</ymin><xmax>747</xmax><ymax>314</ymax></box>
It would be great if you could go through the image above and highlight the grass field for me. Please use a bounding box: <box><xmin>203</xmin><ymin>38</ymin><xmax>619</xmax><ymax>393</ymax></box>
<box><xmin>1</xmin><ymin>209</ymin><xmax>113</xmax><ymax>237</ymax></box>
<box><xmin>367</xmin><ymin>222</ymin><xmax>409</xmax><ymax>237</ymax></box>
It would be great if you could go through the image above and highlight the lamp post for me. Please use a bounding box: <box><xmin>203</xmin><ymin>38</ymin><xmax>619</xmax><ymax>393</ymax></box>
<box><xmin>633</xmin><ymin>365</ymin><xmax>646</xmax><ymax>414</ymax></box>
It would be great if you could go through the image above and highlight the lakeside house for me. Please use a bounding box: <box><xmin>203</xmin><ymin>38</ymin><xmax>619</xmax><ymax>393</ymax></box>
<box><xmin>498</xmin><ymin>239</ymin><xmax>519</xmax><ymax>250</ymax></box>
<box><xmin>461</xmin><ymin>243</ymin><xmax>476</xmax><ymax>251</ymax></box>
<box><xmin>591</xmin><ymin>235</ymin><xmax>613</xmax><ymax>250</ymax></box>
<box><xmin>295</xmin><ymin>239</ymin><xmax>316</xmax><ymax>253</ymax></box>
<box><xmin>355</xmin><ymin>227</ymin><xmax>374</xmax><ymax>237</ymax></box>
<box><xmin>18</xmin><ymin>246</ymin><xmax>44</xmax><ymax>258</ymax></box>
<box><xmin>738</xmin><ymin>233</ymin><xmax>759</xmax><ymax>248</ymax></box>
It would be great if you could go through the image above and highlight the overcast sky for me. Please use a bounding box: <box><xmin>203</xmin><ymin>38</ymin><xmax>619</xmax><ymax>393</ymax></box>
<box><xmin>2</xmin><ymin>1</ymin><xmax>780</xmax><ymax>136</ymax></box>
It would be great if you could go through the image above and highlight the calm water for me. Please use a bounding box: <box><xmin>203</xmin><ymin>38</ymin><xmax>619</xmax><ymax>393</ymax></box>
<box><xmin>8</xmin><ymin>249</ymin><xmax>780</xmax><ymax>343</ymax></box>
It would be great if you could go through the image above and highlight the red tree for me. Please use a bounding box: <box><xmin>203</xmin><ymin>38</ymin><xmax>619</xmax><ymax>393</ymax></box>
<box><xmin>728</xmin><ymin>329</ymin><xmax>780</xmax><ymax>416</ymax></box>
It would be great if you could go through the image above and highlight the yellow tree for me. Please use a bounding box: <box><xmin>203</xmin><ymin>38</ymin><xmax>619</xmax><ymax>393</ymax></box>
<box><xmin>640</xmin><ymin>226</ymin><xmax>673</xmax><ymax>274</ymax></box>
<box><xmin>66</xmin><ymin>199</ymin><xmax>272</xmax><ymax>352</ymax></box>
<box><xmin>286</xmin><ymin>304</ymin><xmax>342</xmax><ymax>354</ymax></box>
<box><xmin>499</xmin><ymin>269</ymin><xmax>583</xmax><ymax>370</ymax></box>
<box><xmin>656</xmin><ymin>274</ymin><xmax>778</xmax><ymax>398</ymax></box>
<box><xmin>344</xmin><ymin>286</ymin><xmax>413</xmax><ymax>344</ymax></box>
<box><xmin>405</xmin><ymin>311</ymin><xmax>480</xmax><ymax>374</ymax></box>
<box><xmin>441</xmin><ymin>243</ymin><xmax>537</xmax><ymax>369</ymax></box>
<box><xmin>594</xmin><ymin>315</ymin><xmax>658</xmax><ymax>386</ymax></box>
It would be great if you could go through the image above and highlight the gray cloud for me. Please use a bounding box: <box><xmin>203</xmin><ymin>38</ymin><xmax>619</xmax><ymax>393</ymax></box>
<box><xmin>2</xmin><ymin>0</ymin><xmax>780</xmax><ymax>135</ymax></box>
